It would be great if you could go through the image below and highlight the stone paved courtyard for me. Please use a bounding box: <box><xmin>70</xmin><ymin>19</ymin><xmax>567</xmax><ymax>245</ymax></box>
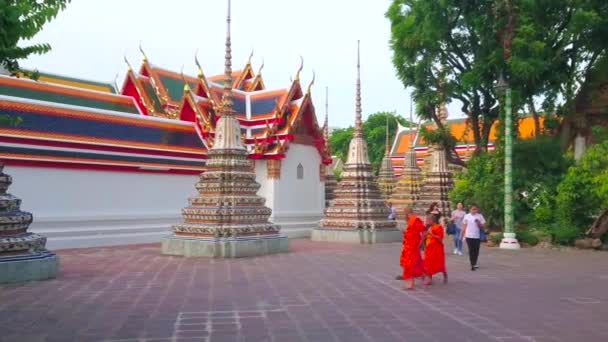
<box><xmin>1</xmin><ymin>238</ymin><xmax>607</xmax><ymax>342</ymax></box>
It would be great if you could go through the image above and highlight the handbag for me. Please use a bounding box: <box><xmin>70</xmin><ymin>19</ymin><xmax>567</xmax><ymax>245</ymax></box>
<box><xmin>446</xmin><ymin>223</ymin><xmax>456</xmax><ymax>235</ymax></box>
<box><xmin>479</xmin><ymin>228</ymin><xmax>487</xmax><ymax>242</ymax></box>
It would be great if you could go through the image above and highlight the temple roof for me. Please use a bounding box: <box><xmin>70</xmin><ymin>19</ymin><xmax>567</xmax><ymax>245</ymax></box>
<box><xmin>121</xmin><ymin>54</ymin><xmax>330</xmax><ymax>163</ymax></box>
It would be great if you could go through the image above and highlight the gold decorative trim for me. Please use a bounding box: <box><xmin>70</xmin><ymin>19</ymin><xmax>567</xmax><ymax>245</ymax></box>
<box><xmin>267</xmin><ymin>159</ymin><xmax>281</xmax><ymax>179</ymax></box>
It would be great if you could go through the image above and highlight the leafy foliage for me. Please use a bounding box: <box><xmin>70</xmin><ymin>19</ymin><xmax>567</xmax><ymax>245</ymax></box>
<box><xmin>0</xmin><ymin>0</ymin><xmax>71</xmax><ymax>75</ymax></box>
<box><xmin>386</xmin><ymin>0</ymin><xmax>608</xmax><ymax>155</ymax></box>
<box><xmin>450</xmin><ymin>135</ymin><xmax>572</xmax><ymax>229</ymax></box>
<box><xmin>328</xmin><ymin>112</ymin><xmax>412</xmax><ymax>174</ymax></box>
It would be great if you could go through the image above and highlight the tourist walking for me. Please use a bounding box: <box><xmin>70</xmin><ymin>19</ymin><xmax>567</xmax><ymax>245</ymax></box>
<box><xmin>387</xmin><ymin>201</ymin><xmax>397</xmax><ymax>221</ymax></box>
<box><xmin>450</xmin><ymin>202</ymin><xmax>466</xmax><ymax>255</ymax></box>
<box><xmin>423</xmin><ymin>215</ymin><xmax>447</xmax><ymax>285</ymax></box>
<box><xmin>396</xmin><ymin>207</ymin><xmax>426</xmax><ymax>290</ymax></box>
<box><xmin>459</xmin><ymin>204</ymin><xmax>486</xmax><ymax>271</ymax></box>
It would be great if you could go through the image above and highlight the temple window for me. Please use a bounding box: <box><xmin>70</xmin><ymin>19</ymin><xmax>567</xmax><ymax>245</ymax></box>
<box><xmin>297</xmin><ymin>163</ymin><xmax>304</xmax><ymax>180</ymax></box>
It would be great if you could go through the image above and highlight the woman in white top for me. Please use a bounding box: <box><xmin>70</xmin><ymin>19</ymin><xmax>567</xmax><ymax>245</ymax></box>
<box><xmin>450</xmin><ymin>202</ymin><xmax>466</xmax><ymax>255</ymax></box>
<box><xmin>459</xmin><ymin>203</ymin><xmax>486</xmax><ymax>271</ymax></box>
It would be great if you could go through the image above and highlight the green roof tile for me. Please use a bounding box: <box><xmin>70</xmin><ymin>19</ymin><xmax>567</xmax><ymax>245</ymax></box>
<box><xmin>0</xmin><ymin>84</ymin><xmax>139</xmax><ymax>114</ymax></box>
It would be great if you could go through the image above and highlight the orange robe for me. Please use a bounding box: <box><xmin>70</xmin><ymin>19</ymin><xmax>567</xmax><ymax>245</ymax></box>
<box><xmin>400</xmin><ymin>215</ymin><xmax>426</xmax><ymax>279</ymax></box>
<box><xmin>424</xmin><ymin>224</ymin><xmax>446</xmax><ymax>275</ymax></box>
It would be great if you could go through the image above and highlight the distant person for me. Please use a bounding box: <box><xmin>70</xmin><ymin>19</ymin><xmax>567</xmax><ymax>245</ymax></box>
<box><xmin>387</xmin><ymin>201</ymin><xmax>397</xmax><ymax>221</ymax></box>
<box><xmin>396</xmin><ymin>207</ymin><xmax>426</xmax><ymax>290</ymax></box>
<box><xmin>425</xmin><ymin>202</ymin><xmax>442</xmax><ymax>228</ymax></box>
<box><xmin>459</xmin><ymin>203</ymin><xmax>486</xmax><ymax>271</ymax></box>
<box><xmin>423</xmin><ymin>215</ymin><xmax>447</xmax><ymax>285</ymax></box>
<box><xmin>450</xmin><ymin>202</ymin><xmax>466</xmax><ymax>255</ymax></box>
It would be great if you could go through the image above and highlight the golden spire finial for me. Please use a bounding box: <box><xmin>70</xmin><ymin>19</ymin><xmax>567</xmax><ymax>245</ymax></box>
<box><xmin>139</xmin><ymin>42</ymin><xmax>148</xmax><ymax>62</ymax></box>
<box><xmin>257</xmin><ymin>58</ymin><xmax>264</xmax><ymax>76</ymax></box>
<box><xmin>294</xmin><ymin>55</ymin><xmax>304</xmax><ymax>81</ymax></box>
<box><xmin>247</xmin><ymin>48</ymin><xmax>254</xmax><ymax>65</ymax></box>
<box><xmin>306</xmin><ymin>70</ymin><xmax>315</xmax><ymax>94</ymax></box>
<box><xmin>324</xmin><ymin>86</ymin><xmax>329</xmax><ymax>140</ymax></box>
<box><xmin>354</xmin><ymin>40</ymin><xmax>362</xmax><ymax>136</ymax></box>
<box><xmin>219</xmin><ymin>0</ymin><xmax>234</xmax><ymax>116</ymax></box>
<box><xmin>123</xmin><ymin>56</ymin><xmax>133</xmax><ymax>71</ymax></box>
<box><xmin>194</xmin><ymin>50</ymin><xmax>205</xmax><ymax>78</ymax></box>
<box><xmin>409</xmin><ymin>96</ymin><xmax>414</xmax><ymax>144</ymax></box>
<box><xmin>180</xmin><ymin>66</ymin><xmax>190</xmax><ymax>92</ymax></box>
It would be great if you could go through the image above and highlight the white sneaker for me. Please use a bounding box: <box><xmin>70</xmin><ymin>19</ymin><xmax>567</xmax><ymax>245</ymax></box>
<box><xmin>457</xmin><ymin>251</ymin><xmax>463</xmax><ymax>256</ymax></box>
<box><xmin>453</xmin><ymin>248</ymin><xmax>458</xmax><ymax>255</ymax></box>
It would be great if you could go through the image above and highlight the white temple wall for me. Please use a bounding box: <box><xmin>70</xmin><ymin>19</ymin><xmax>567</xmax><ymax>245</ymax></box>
<box><xmin>5</xmin><ymin>165</ymin><xmax>196</xmax><ymax>250</ymax></box>
<box><xmin>272</xmin><ymin>144</ymin><xmax>324</xmax><ymax>238</ymax></box>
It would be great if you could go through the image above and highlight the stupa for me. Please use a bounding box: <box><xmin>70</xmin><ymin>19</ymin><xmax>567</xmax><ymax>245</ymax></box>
<box><xmin>413</xmin><ymin>103</ymin><xmax>454</xmax><ymax>216</ymax></box>
<box><xmin>161</xmin><ymin>0</ymin><xmax>288</xmax><ymax>258</ymax></box>
<box><xmin>414</xmin><ymin>142</ymin><xmax>454</xmax><ymax>218</ymax></box>
<box><xmin>0</xmin><ymin>162</ymin><xmax>58</xmax><ymax>283</ymax></box>
<box><xmin>312</xmin><ymin>41</ymin><xmax>400</xmax><ymax>244</ymax></box>
<box><xmin>323</xmin><ymin>87</ymin><xmax>337</xmax><ymax>208</ymax></box>
<box><xmin>377</xmin><ymin>117</ymin><xmax>396</xmax><ymax>200</ymax></box>
<box><xmin>390</xmin><ymin>148</ymin><xmax>424</xmax><ymax>223</ymax></box>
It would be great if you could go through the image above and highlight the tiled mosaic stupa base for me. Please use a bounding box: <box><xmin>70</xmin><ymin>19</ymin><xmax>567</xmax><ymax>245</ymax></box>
<box><xmin>0</xmin><ymin>163</ymin><xmax>58</xmax><ymax>284</ymax></box>
<box><xmin>161</xmin><ymin>137</ymin><xmax>289</xmax><ymax>258</ymax></box>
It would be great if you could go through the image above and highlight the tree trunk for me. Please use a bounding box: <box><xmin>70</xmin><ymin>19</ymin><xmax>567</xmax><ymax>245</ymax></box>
<box><xmin>586</xmin><ymin>209</ymin><xmax>608</xmax><ymax>239</ymax></box>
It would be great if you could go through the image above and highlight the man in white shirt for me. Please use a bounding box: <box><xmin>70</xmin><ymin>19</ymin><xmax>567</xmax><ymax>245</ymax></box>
<box><xmin>387</xmin><ymin>202</ymin><xmax>397</xmax><ymax>221</ymax></box>
<box><xmin>459</xmin><ymin>203</ymin><xmax>486</xmax><ymax>271</ymax></box>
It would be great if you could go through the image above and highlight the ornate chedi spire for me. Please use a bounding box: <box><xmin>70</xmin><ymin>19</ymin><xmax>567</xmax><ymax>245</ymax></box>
<box><xmin>161</xmin><ymin>0</ymin><xmax>288</xmax><ymax>258</ymax></box>
<box><xmin>323</xmin><ymin>86</ymin><xmax>337</xmax><ymax>208</ymax></box>
<box><xmin>0</xmin><ymin>162</ymin><xmax>58</xmax><ymax>283</ymax></box>
<box><xmin>390</xmin><ymin>101</ymin><xmax>424</xmax><ymax>224</ymax></box>
<box><xmin>414</xmin><ymin>103</ymin><xmax>454</xmax><ymax>219</ymax></box>
<box><xmin>377</xmin><ymin>116</ymin><xmax>396</xmax><ymax>199</ymax></box>
<box><xmin>312</xmin><ymin>41</ymin><xmax>400</xmax><ymax>244</ymax></box>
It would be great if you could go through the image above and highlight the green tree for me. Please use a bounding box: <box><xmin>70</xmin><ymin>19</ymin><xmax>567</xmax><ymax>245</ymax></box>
<box><xmin>0</xmin><ymin>0</ymin><xmax>71</xmax><ymax>76</ymax></box>
<box><xmin>386</xmin><ymin>0</ymin><xmax>608</xmax><ymax>160</ymax></box>
<box><xmin>386</xmin><ymin>0</ymin><xmax>504</xmax><ymax>162</ymax></box>
<box><xmin>328</xmin><ymin>111</ymin><xmax>411</xmax><ymax>174</ymax></box>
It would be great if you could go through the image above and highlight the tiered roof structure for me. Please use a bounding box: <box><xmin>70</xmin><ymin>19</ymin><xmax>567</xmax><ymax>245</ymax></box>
<box><xmin>161</xmin><ymin>0</ymin><xmax>287</xmax><ymax>258</ymax></box>
<box><xmin>0</xmin><ymin>161</ymin><xmax>57</xmax><ymax>283</ymax></box>
<box><xmin>120</xmin><ymin>45</ymin><xmax>332</xmax><ymax>166</ymax></box>
<box><xmin>377</xmin><ymin>117</ymin><xmax>396</xmax><ymax>199</ymax></box>
<box><xmin>322</xmin><ymin>87</ymin><xmax>337</xmax><ymax>207</ymax></box>
<box><xmin>313</xmin><ymin>41</ymin><xmax>399</xmax><ymax>244</ymax></box>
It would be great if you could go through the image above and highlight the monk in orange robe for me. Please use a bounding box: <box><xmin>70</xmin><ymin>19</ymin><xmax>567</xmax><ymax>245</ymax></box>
<box><xmin>396</xmin><ymin>207</ymin><xmax>426</xmax><ymax>290</ymax></box>
<box><xmin>423</xmin><ymin>215</ymin><xmax>448</xmax><ymax>285</ymax></box>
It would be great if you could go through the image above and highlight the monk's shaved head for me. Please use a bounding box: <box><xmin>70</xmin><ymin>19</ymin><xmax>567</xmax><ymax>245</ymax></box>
<box><xmin>404</xmin><ymin>207</ymin><xmax>414</xmax><ymax>215</ymax></box>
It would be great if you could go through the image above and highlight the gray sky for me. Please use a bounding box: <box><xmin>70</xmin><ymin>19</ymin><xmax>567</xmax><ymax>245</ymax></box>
<box><xmin>21</xmin><ymin>0</ymin><xmax>463</xmax><ymax>128</ymax></box>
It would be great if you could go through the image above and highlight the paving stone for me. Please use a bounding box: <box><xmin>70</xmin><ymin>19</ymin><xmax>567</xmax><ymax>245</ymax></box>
<box><xmin>1</xmin><ymin>240</ymin><xmax>607</xmax><ymax>341</ymax></box>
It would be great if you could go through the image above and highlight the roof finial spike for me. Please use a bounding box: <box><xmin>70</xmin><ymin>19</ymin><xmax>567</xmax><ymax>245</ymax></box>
<box><xmin>257</xmin><ymin>58</ymin><xmax>265</xmax><ymax>75</ymax></box>
<box><xmin>139</xmin><ymin>41</ymin><xmax>148</xmax><ymax>62</ymax></box>
<box><xmin>295</xmin><ymin>55</ymin><xmax>304</xmax><ymax>81</ymax></box>
<box><xmin>219</xmin><ymin>0</ymin><xmax>234</xmax><ymax>116</ymax></box>
<box><xmin>247</xmin><ymin>48</ymin><xmax>254</xmax><ymax>65</ymax></box>
<box><xmin>354</xmin><ymin>40</ymin><xmax>362</xmax><ymax>135</ymax></box>
<box><xmin>324</xmin><ymin>86</ymin><xmax>329</xmax><ymax>140</ymax></box>
<box><xmin>123</xmin><ymin>55</ymin><xmax>133</xmax><ymax>71</ymax></box>
<box><xmin>114</xmin><ymin>73</ymin><xmax>121</xmax><ymax>93</ymax></box>
<box><xmin>194</xmin><ymin>49</ymin><xmax>205</xmax><ymax>78</ymax></box>
<box><xmin>306</xmin><ymin>70</ymin><xmax>315</xmax><ymax>94</ymax></box>
<box><xmin>180</xmin><ymin>66</ymin><xmax>190</xmax><ymax>92</ymax></box>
